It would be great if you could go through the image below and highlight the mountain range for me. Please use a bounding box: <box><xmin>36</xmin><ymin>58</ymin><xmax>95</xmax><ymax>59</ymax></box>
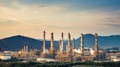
<box><xmin>0</xmin><ymin>34</ymin><xmax>120</xmax><ymax>51</ymax></box>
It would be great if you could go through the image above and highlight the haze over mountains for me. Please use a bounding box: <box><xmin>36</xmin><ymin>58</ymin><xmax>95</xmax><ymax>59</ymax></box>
<box><xmin>0</xmin><ymin>34</ymin><xmax>120</xmax><ymax>51</ymax></box>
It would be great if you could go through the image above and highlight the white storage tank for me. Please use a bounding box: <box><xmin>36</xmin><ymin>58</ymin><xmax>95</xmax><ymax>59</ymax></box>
<box><xmin>0</xmin><ymin>55</ymin><xmax>11</xmax><ymax>60</ymax></box>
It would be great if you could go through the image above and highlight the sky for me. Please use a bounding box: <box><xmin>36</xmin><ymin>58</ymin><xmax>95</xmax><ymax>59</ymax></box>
<box><xmin>0</xmin><ymin>0</ymin><xmax>120</xmax><ymax>40</ymax></box>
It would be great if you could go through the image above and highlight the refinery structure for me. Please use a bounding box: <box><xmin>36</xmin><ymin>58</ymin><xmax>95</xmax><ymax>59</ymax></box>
<box><xmin>1</xmin><ymin>31</ymin><xmax>120</xmax><ymax>62</ymax></box>
<box><xmin>39</xmin><ymin>31</ymin><xmax>105</xmax><ymax>62</ymax></box>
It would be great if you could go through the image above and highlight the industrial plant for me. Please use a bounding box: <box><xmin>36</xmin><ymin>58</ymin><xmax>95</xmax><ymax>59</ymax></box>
<box><xmin>0</xmin><ymin>31</ymin><xmax>120</xmax><ymax>62</ymax></box>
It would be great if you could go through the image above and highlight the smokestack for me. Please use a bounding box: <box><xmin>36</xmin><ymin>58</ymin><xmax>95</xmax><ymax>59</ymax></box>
<box><xmin>49</xmin><ymin>32</ymin><xmax>55</xmax><ymax>54</ymax></box>
<box><xmin>80</xmin><ymin>33</ymin><xmax>84</xmax><ymax>55</ymax></box>
<box><xmin>51</xmin><ymin>32</ymin><xmax>54</xmax><ymax>48</ymax></box>
<box><xmin>42</xmin><ymin>30</ymin><xmax>46</xmax><ymax>54</ymax></box>
<box><xmin>26</xmin><ymin>45</ymin><xmax>28</xmax><ymax>53</ymax></box>
<box><xmin>95</xmin><ymin>33</ymin><xmax>98</xmax><ymax>46</ymax></box>
<box><xmin>72</xmin><ymin>38</ymin><xmax>75</xmax><ymax>49</ymax></box>
<box><xmin>61</xmin><ymin>32</ymin><xmax>64</xmax><ymax>53</ymax></box>
<box><xmin>68</xmin><ymin>33</ymin><xmax>71</xmax><ymax>46</ymax></box>
<box><xmin>59</xmin><ymin>40</ymin><xmax>62</xmax><ymax>53</ymax></box>
<box><xmin>94</xmin><ymin>33</ymin><xmax>99</xmax><ymax>56</ymax></box>
<box><xmin>67</xmin><ymin>33</ymin><xmax>71</xmax><ymax>54</ymax></box>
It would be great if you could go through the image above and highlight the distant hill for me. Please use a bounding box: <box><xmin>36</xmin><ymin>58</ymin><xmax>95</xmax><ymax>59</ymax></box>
<box><xmin>0</xmin><ymin>35</ymin><xmax>42</xmax><ymax>51</ymax></box>
<box><xmin>75</xmin><ymin>34</ymin><xmax>120</xmax><ymax>48</ymax></box>
<box><xmin>0</xmin><ymin>34</ymin><xmax>120</xmax><ymax>51</ymax></box>
<box><xmin>0</xmin><ymin>35</ymin><xmax>59</xmax><ymax>51</ymax></box>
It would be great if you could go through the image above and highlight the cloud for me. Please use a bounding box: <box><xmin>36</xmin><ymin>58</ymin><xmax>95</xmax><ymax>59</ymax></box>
<box><xmin>104</xmin><ymin>23</ymin><xmax>120</xmax><ymax>27</ymax></box>
<box><xmin>0</xmin><ymin>19</ymin><xmax>19</xmax><ymax>26</ymax></box>
<box><xmin>101</xmin><ymin>10</ymin><xmax>120</xmax><ymax>28</ymax></box>
<box><xmin>0</xmin><ymin>0</ymin><xmax>120</xmax><ymax>39</ymax></box>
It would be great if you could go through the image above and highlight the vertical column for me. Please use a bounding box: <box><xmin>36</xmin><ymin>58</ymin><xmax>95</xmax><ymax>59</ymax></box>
<box><xmin>95</xmin><ymin>33</ymin><xmax>98</xmax><ymax>46</ymax></box>
<box><xmin>42</xmin><ymin>30</ymin><xmax>46</xmax><ymax>54</ymax></box>
<box><xmin>26</xmin><ymin>45</ymin><xmax>28</xmax><ymax>53</ymax></box>
<box><xmin>80</xmin><ymin>33</ymin><xmax>84</xmax><ymax>55</ymax></box>
<box><xmin>94</xmin><ymin>33</ymin><xmax>99</xmax><ymax>56</ymax></box>
<box><xmin>59</xmin><ymin>32</ymin><xmax>64</xmax><ymax>54</ymax></box>
<box><xmin>49</xmin><ymin>32</ymin><xmax>54</xmax><ymax>54</ymax></box>
<box><xmin>51</xmin><ymin>32</ymin><xmax>54</xmax><ymax>49</ymax></box>
<box><xmin>72</xmin><ymin>38</ymin><xmax>75</xmax><ymax>55</ymax></box>
<box><xmin>23</xmin><ymin>46</ymin><xmax>26</xmax><ymax>53</ymax></box>
<box><xmin>68</xmin><ymin>33</ymin><xmax>71</xmax><ymax>46</ymax></box>
<box><xmin>59</xmin><ymin>40</ymin><xmax>62</xmax><ymax>53</ymax></box>
<box><xmin>67</xmin><ymin>33</ymin><xmax>71</xmax><ymax>53</ymax></box>
<box><xmin>61</xmin><ymin>32</ymin><xmax>64</xmax><ymax>53</ymax></box>
<box><xmin>72</xmin><ymin>38</ymin><xmax>75</xmax><ymax>50</ymax></box>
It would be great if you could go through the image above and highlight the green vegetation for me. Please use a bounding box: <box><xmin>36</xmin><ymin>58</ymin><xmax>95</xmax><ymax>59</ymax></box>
<box><xmin>0</xmin><ymin>57</ymin><xmax>23</xmax><ymax>62</ymax></box>
<box><xmin>0</xmin><ymin>60</ymin><xmax>120</xmax><ymax>67</ymax></box>
<box><xmin>72</xmin><ymin>65</ymin><xmax>96</xmax><ymax>67</ymax></box>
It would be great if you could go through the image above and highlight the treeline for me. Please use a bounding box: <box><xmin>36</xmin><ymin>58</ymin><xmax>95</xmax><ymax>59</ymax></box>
<box><xmin>0</xmin><ymin>57</ymin><xmax>23</xmax><ymax>62</ymax></box>
<box><xmin>0</xmin><ymin>61</ymin><xmax>120</xmax><ymax>67</ymax></box>
<box><xmin>0</xmin><ymin>62</ymin><xmax>72</xmax><ymax>67</ymax></box>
